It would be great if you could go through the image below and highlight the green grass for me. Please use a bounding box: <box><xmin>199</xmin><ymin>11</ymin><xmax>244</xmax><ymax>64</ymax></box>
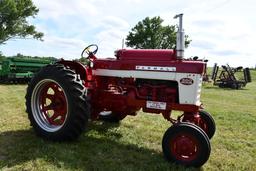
<box><xmin>0</xmin><ymin>70</ymin><xmax>256</xmax><ymax>171</ymax></box>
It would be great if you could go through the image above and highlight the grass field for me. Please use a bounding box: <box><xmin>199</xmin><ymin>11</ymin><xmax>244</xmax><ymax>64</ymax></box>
<box><xmin>0</xmin><ymin>70</ymin><xmax>255</xmax><ymax>171</ymax></box>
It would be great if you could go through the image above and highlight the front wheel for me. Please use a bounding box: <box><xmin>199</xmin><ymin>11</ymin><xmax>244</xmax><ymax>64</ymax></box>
<box><xmin>162</xmin><ymin>123</ymin><xmax>211</xmax><ymax>167</ymax></box>
<box><xmin>197</xmin><ymin>110</ymin><xmax>216</xmax><ymax>139</ymax></box>
<box><xmin>182</xmin><ymin>110</ymin><xmax>216</xmax><ymax>139</ymax></box>
<box><xmin>26</xmin><ymin>64</ymin><xmax>90</xmax><ymax>141</ymax></box>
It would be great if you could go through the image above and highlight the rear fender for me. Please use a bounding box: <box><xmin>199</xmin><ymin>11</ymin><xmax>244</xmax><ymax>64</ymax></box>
<box><xmin>57</xmin><ymin>60</ymin><xmax>92</xmax><ymax>82</ymax></box>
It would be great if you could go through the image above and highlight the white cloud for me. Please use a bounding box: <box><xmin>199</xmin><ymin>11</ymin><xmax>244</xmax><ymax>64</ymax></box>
<box><xmin>33</xmin><ymin>0</ymin><xmax>98</xmax><ymax>20</ymax></box>
<box><xmin>168</xmin><ymin>9</ymin><xmax>256</xmax><ymax>67</ymax></box>
<box><xmin>45</xmin><ymin>36</ymin><xmax>86</xmax><ymax>49</ymax></box>
<box><xmin>94</xmin><ymin>17</ymin><xmax>130</xmax><ymax>57</ymax></box>
<box><xmin>100</xmin><ymin>16</ymin><xmax>130</xmax><ymax>30</ymax></box>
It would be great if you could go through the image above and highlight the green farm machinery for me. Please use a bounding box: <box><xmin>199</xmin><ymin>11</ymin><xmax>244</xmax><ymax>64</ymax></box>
<box><xmin>0</xmin><ymin>57</ymin><xmax>53</xmax><ymax>83</ymax></box>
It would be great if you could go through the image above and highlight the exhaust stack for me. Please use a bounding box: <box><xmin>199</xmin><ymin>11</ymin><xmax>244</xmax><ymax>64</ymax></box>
<box><xmin>174</xmin><ymin>14</ymin><xmax>185</xmax><ymax>59</ymax></box>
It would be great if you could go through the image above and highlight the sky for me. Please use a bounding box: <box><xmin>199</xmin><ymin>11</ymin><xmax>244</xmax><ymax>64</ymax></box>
<box><xmin>0</xmin><ymin>0</ymin><xmax>255</xmax><ymax>67</ymax></box>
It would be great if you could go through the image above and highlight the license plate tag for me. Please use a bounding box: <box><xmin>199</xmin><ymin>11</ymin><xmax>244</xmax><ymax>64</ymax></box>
<box><xmin>146</xmin><ymin>101</ymin><xmax>166</xmax><ymax>110</ymax></box>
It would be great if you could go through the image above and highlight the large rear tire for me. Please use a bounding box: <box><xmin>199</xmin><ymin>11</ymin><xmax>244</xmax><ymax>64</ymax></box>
<box><xmin>26</xmin><ymin>64</ymin><xmax>90</xmax><ymax>141</ymax></box>
<box><xmin>162</xmin><ymin>123</ymin><xmax>211</xmax><ymax>167</ymax></box>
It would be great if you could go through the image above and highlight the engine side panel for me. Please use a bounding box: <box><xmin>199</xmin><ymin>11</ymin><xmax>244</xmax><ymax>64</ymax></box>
<box><xmin>93</xmin><ymin>69</ymin><xmax>202</xmax><ymax>105</ymax></box>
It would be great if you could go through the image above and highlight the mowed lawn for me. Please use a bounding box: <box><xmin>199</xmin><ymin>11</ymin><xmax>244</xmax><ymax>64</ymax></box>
<box><xmin>0</xmin><ymin>70</ymin><xmax>255</xmax><ymax>171</ymax></box>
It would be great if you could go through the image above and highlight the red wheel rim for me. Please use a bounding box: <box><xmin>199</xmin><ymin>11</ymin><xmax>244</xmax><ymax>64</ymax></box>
<box><xmin>39</xmin><ymin>82</ymin><xmax>67</xmax><ymax>126</ymax></box>
<box><xmin>170</xmin><ymin>133</ymin><xmax>199</xmax><ymax>162</ymax></box>
<box><xmin>31</xmin><ymin>79</ymin><xmax>68</xmax><ymax>132</ymax></box>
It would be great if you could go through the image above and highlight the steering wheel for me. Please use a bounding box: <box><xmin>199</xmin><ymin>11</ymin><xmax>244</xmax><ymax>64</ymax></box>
<box><xmin>81</xmin><ymin>44</ymin><xmax>98</xmax><ymax>58</ymax></box>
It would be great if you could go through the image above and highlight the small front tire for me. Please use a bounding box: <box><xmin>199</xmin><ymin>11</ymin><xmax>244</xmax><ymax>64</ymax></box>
<box><xmin>162</xmin><ymin>123</ymin><xmax>211</xmax><ymax>167</ymax></box>
<box><xmin>182</xmin><ymin>110</ymin><xmax>216</xmax><ymax>139</ymax></box>
<box><xmin>197</xmin><ymin>110</ymin><xmax>216</xmax><ymax>139</ymax></box>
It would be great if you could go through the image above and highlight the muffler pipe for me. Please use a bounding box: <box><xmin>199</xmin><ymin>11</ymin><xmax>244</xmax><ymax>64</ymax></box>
<box><xmin>174</xmin><ymin>14</ymin><xmax>185</xmax><ymax>59</ymax></box>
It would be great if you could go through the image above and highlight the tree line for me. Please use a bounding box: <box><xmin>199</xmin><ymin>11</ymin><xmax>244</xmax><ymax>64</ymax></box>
<box><xmin>0</xmin><ymin>52</ymin><xmax>57</xmax><ymax>62</ymax></box>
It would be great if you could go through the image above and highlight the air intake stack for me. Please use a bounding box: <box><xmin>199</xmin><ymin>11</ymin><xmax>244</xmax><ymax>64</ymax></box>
<box><xmin>174</xmin><ymin>14</ymin><xmax>185</xmax><ymax>59</ymax></box>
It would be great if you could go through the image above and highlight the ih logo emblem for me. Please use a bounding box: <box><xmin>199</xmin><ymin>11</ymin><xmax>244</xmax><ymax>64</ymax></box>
<box><xmin>180</xmin><ymin>78</ymin><xmax>194</xmax><ymax>85</ymax></box>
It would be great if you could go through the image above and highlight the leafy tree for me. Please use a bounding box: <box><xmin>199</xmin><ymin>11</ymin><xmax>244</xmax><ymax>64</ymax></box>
<box><xmin>0</xmin><ymin>51</ymin><xmax>6</xmax><ymax>61</ymax></box>
<box><xmin>126</xmin><ymin>16</ymin><xmax>191</xmax><ymax>49</ymax></box>
<box><xmin>0</xmin><ymin>0</ymin><xmax>43</xmax><ymax>45</ymax></box>
<box><xmin>16</xmin><ymin>53</ymin><xmax>24</xmax><ymax>58</ymax></box>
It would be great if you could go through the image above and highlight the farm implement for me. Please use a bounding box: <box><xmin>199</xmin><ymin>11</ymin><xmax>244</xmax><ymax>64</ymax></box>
<box><xmin>211</xmin><ymin>63</ymin><xmax>252</xmax><ymax>89</ymax></box>
<box><xmin>26</xmin><ymin>14</ymin><xmax>215</xmax><ymax>167</ymax></box>
<box><xmin>0</xmin><ymin>57</ymin><xmax>53</xmax><ymax>83</ymax></box>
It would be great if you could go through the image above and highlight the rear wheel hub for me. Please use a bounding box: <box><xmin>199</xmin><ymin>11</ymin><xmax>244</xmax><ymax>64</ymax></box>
<box><xmin>31</xmin><ymin>79</ymin><xmax>68</xmax><ymax>132</ymax></box>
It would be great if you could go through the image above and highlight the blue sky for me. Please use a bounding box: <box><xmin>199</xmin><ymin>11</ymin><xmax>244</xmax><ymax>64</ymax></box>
<box><xmin>0</xmin><ymin>0</ymin><xmax>255</xmax><ymax>67</ymax></box>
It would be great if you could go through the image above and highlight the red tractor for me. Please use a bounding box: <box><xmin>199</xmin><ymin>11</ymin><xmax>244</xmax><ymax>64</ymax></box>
<box><xmin>26</xmin><ymin>14</ymin><xmax>215</xmax><ymax>167</ymax></box>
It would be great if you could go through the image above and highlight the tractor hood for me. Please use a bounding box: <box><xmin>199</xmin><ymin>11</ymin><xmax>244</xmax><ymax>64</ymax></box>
<box><xmin>115</xmin><ymin>49</ymin><xmax>177</xmax><ymax>61</ymax></box>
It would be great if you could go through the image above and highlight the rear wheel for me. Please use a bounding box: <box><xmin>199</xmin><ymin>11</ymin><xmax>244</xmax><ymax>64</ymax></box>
<box><xmin>26</xmin><ymin>64</ymin><xmax>90</xmax><ymax>141</ymax></box>
<box><xmin>162</xmin><ymin>123</ymin><xmax>211</xmax><ymax>167</ymax></box>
